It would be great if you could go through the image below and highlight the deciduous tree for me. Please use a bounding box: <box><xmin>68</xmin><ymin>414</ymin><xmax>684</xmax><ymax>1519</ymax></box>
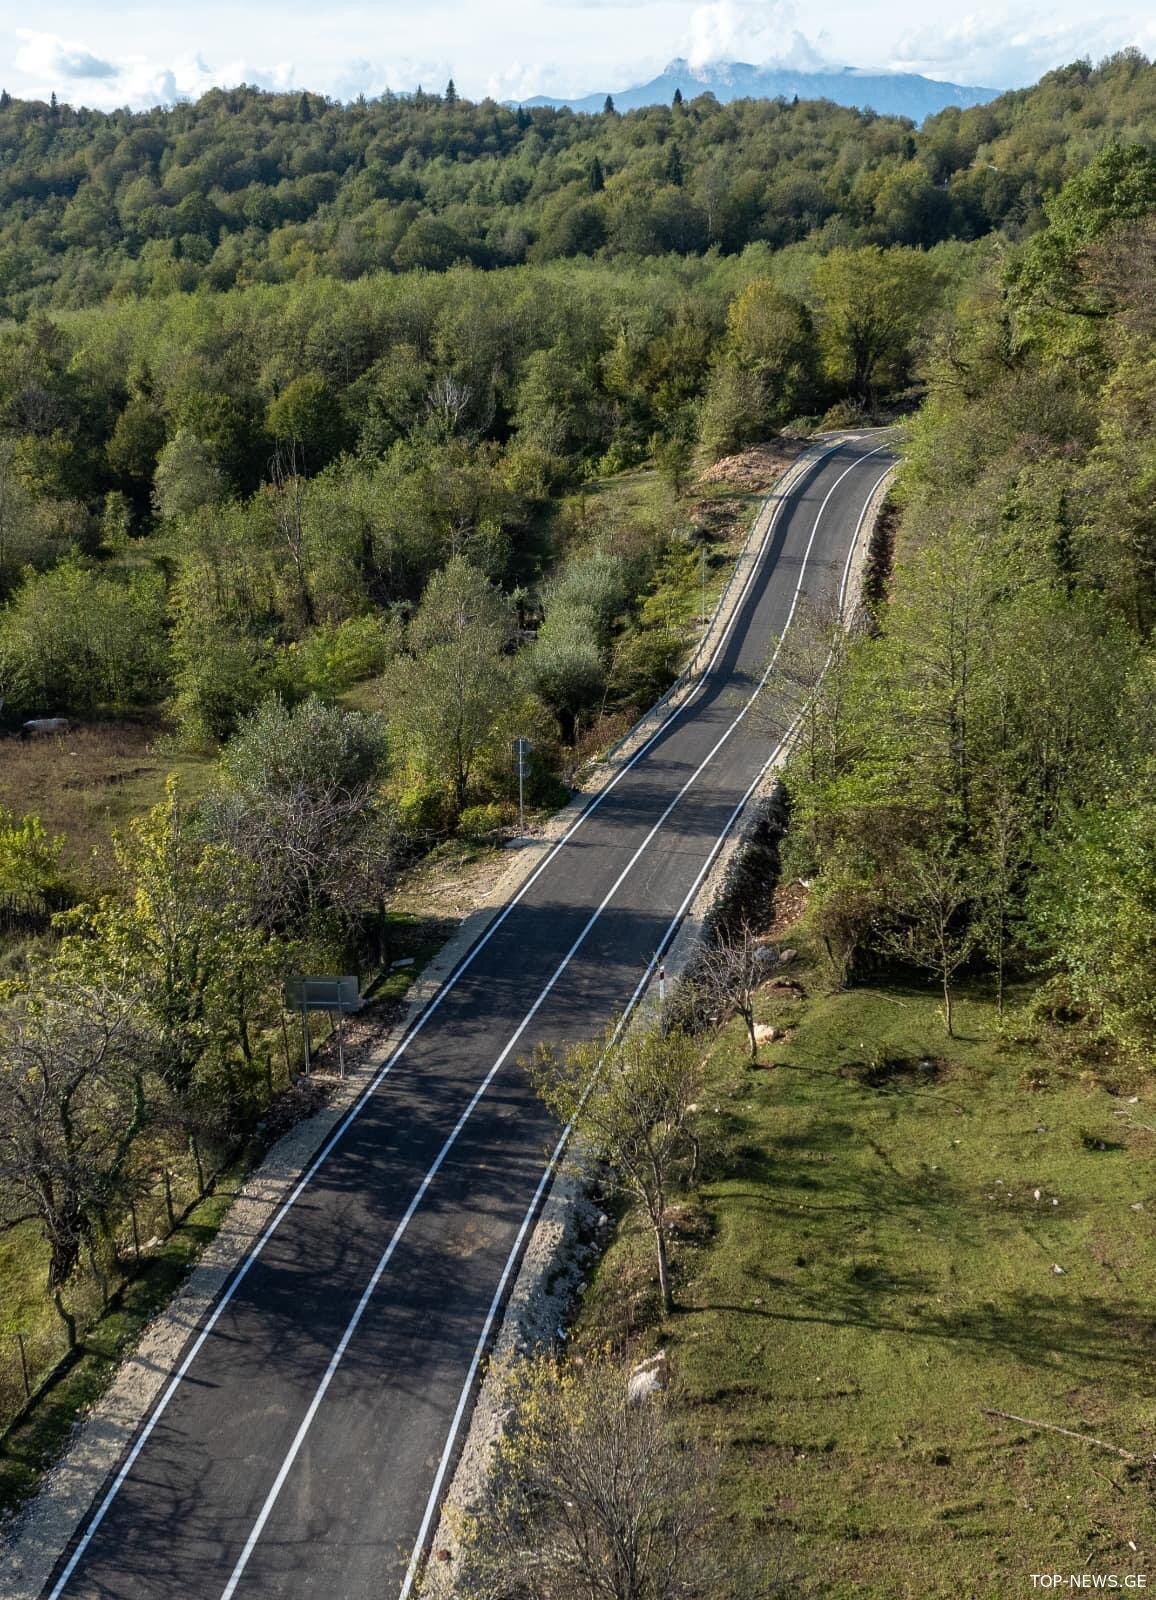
<box><xmin>457</xmin><ymin>1351</ymin><xmax>744</xmax><ymax>1600</ymax></box>
<box><xmin>532</xmin><ymin>1022</ymin><xmax>701</xmax><ymax>1314</ymax></box>
<box><xmin>393</xmin><ymin>557</ymin><xmax>514</xmax><ymax>815</ymax></box>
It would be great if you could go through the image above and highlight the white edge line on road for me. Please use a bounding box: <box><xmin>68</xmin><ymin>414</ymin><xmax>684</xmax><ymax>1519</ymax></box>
<box><xmin>395</xmin><ymin>453</ymin><xmax>899</xmax><ymax>1600</ymax></box>
<box><xmin>44</xmin><ymin>437</ymin><xmax>887</xmax><ymax>1600</ymax></box>
<box><xmin>217</xmin><ymin>443</ymin><xmax>892</xmax><ymax>1600</ymax></box>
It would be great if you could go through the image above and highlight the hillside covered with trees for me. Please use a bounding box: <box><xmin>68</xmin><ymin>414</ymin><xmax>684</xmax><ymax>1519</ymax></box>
<box><xmin>0</xmin><ymin>51</ymin><xmax>1151</xmax><ymax>312</ymax></box>
<box><xmin>0</xmin><ymin>52</ymin><xmax>1155</xmax><ymax>1517</ymax></box>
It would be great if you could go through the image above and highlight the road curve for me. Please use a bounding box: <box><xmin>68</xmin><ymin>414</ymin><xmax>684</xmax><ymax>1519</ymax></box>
<box><xmin>42</xmin><ymin>431</ymin><xmax>897</xmax><ymax>1600</ymax></box>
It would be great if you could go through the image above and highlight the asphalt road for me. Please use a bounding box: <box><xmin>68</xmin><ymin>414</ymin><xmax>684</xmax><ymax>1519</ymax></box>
<box><xmin>43</xmin><ymin>431</ymin><xmax>896</xmax><ymax>1600</ymax></box>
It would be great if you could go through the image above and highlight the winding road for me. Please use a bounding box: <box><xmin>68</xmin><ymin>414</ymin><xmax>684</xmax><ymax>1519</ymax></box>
<box><xmin>41</xmin><ymin>430</ymin><xmax>896</xmax><ymax>1600</ymax></box>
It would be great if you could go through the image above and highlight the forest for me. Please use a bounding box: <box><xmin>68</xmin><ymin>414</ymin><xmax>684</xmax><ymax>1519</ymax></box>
<box><xmin>0</xmin><ymin>51</ymin><xmax>1151</xmax><ymax>311</ymax></box>
<box><xmin>0</xmin><ymin>50</ymin><xmax>1154</xmax><ymax>1494</ymax></box>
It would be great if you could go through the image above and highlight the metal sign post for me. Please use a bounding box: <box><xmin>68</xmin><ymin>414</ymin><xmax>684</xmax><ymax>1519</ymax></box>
<box><xmin>513</xmin><ymin>737</ymin><xmax>532</xmax><ymax>836</ymax></box>
<box><xmin>700</xmin><ymin>543</ymin><xmax>707</xmax><ymax>627</ymax></box>
<box><xmin>285</xmin><ymin>977</ymin><xmax>363</xmax><ymax>1078</ymax></box>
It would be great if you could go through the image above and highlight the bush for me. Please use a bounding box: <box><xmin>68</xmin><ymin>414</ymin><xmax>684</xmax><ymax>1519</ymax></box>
<box><xmin>501</xmin><ymin>441</ymin><xmax>565</xmax><ymax>502</ymax></box>
<box><xmin>208</xmin><ymin>695</ymin><xmax>392</xmax><ymax>927</ymax></box>
<box><xmin>699</xmin><ymin>360</ymin><xmax>768</xmax><ymax>459</ymax></box>
<box><xmin>818</xmin><ymin>398</ymin><xmax>868</xmax><ymax>430</ymax></box>
<box><xmin>0</xmin><ymin>560</ymin><xmax>169</xmax><ymax>715</ymax></box>
<box><xmin>595</xmin><ymin>438</ymin><xmax>644</xmax><ymax>476</ymax></box>
<box><xmin>609</xmin><ymin>625</ymin><xmax>684</xmax><ymax>707</ymax></box>
<box><xmin>286</xmin><ymin>614</ymin><xmax>398</xmax><ymax>698</ymax></box>
<box><xmin>0</xmin><ymin>808</ymin><xmax>68</xmax><ymax>909</ymax></box>
<box><xmin>531</xmin><ymin>606</ymin><xmax>607</xmax><ymax>742</ymax></box>
<box><xmin>458</xmin><ymin>801</ymin><xmax>514</xmax><ymax>838</ymax></box>
<box><xmin>542</xmin><ymin>551</ymin><xmax>629</xmax><ymax>644</ymax></box>
<box><xmin>396</xmin><ymin>780</ymin><xmax>454</xmax><ymax>840</ymax></box>
<box><xmin>171</xmin><ymin>633</ymin><xmax>277</xmax><ymax>747</ymax></box>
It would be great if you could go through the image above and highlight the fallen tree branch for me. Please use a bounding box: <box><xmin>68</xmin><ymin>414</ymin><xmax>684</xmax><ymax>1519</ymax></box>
<box><xmin>981</xmin><ymin>1408</ymin><xmax>1143</xmax><ymax>1462</ymax></box>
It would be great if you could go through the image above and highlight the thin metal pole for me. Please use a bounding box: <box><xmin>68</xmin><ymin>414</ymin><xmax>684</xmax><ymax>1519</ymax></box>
<box><xmin>518</xmin><ymin>754</ymin><xmax>525</xmax><ymax>836</ymax></box>
<box><xmin>700</xmin><ymin>543</ymin><xmax>707</xmax><ymax>626</ymax></box>
<box><xmin>301</xmin><ymin>1002</ymin><xmax>311</xmax><ymax>1075</ymax></box>
<box><xmin>336</xmin><ymin>1005</ymin><xmax>346</xmax><ymax>1080</ymax></box>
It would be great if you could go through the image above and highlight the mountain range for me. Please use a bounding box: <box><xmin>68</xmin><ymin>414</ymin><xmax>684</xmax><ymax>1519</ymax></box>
<box><xmin>519</xmin><ymin>58</ymin><xmax>1000</xmax><ymax>122</ymax></box>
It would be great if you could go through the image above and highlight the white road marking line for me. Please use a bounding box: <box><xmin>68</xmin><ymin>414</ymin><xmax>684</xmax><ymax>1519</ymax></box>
<box><xmin>44</xmin><ymin>437</ymin><xmax>886</xmax><ymax>1600</ymax></box>
<box><xmin>395</xmin><ymin>451</ymin><xmax>898</xmax><ymax>1600</ymax></box>
<box><xmin>217</xmin><ymin>443</ymin><xmax>892</xmax><ymax>1600</ymax></box>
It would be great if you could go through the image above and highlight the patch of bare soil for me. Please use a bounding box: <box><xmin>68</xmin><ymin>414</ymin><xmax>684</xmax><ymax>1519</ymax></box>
<box><xmin>841</xmin><ymin>1054</ymin><xmax>945</xmax><ymax>1090</ymax></box>
<box><xmin>697</xmin><ymin>439</ymin><xmax>807</xmax><ymax>493</ymax></box>
<box><xmin>387</xmin><ymin>841</ymin><xmax>513</xmax><ymax>923</ymax></box>
<box><xmin>769</xmin><ymin>877</ymin><xmax>810</xmax><ymax>938</ymax></box>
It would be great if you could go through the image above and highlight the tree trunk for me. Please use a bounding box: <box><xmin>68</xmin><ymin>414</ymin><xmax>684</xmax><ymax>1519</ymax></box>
<box><xmin>943</xmin><ymin>975</ymin><xmax>954</xmax><ymax>1038</ymax></box>
<box><xmin>53</xmin><ymin>1287</ymin><xmax>77</xmax><ymax>1351</ymax></box>
<box><xmin>654</xmin><ymin>1222</ymin><xmax>673</xmax><ymax>1315</ymax></box>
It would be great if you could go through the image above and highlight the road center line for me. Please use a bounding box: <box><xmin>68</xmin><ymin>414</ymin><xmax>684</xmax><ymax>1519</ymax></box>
<box><xmin>44</xmin><ymin>436</ymin><xmax>882</xmax><ymax>1600</ymax></box>
<box><xmin>217</xmin><ymin>443</ymin><xmax>892</xmax><ymax>1600</ymax></box>
<box><xmin>397</xmin><ymin>454</ymin><xmax>898</xmax><ymax>1600</ymax></box>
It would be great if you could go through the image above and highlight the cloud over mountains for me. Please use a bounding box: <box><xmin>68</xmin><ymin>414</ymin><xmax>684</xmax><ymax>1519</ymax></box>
<box><xmin>2</xmin><ymin>3</ymin><xmax>1155</xmax><ymax>112</ymax></box>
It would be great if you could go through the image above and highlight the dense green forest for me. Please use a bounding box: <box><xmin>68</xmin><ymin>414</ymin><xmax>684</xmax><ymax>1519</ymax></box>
<box><xmin>786</xmin><ymin>137</ymin><xmax>1156</xmax><ymax>1056</ymax></box>
<box><xmin>0</xmin><ymin>51</ymin><xmax>1151</xmax><ymax>312</ymax></box>
<box><xmin>0</xmin><ymin>53</ymin><xmax>1155</xmax><ymax>1458</ymax></box>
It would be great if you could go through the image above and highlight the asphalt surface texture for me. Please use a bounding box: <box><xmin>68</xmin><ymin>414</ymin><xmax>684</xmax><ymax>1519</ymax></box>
<box><xmin>43</xmin><ymin>431</ymin><xmax>896</xmax><ymax>1600</ymax></box>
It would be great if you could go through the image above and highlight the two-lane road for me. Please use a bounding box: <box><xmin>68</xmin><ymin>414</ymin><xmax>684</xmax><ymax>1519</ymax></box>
<box><xmin>42</xmin><ymin>431</ymin><xmax>896</xmax><ymax>1600</ymax></box>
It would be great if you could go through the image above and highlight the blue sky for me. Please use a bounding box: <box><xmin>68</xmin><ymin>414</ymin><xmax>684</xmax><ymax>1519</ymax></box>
<box><xmin>1</xmin><ymin>0</ymin><xmax>1153</xmax><ymax>109</ymax></box>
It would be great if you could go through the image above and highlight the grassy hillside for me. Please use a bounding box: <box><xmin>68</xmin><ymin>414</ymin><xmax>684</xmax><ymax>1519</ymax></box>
<box><xmin>0</xmin><ymin>723</ymin><xmax>213</xmax><ymax>875</ymax></box>
<box><xmin>578</xmin><ymin>936</ymin><xmax>1156</xmax><ymax>1596</ymax></box>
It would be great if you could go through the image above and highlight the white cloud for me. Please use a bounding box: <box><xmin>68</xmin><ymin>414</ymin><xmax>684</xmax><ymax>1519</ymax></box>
<box><xmin>3</xmin><ymin>5</ymin><xmax>1155</xmax><ymax>111</ymax></box>
<box><xmin>891</xmin><ymin>8</ymin><xmax>1156</xmax><ymax>85</ymax></box>
<box><xmin>684</xmin><ymin>1</ymin><xmax>826</xmax><ymax>71</ymax></box>
<box><xmin>14</xmin><ymin>30</ymin><xmax>117</xmax><ymax>83</ymax></box>
<box><xmin>485</xmin><ymin>61</ymin><xmax>568</xmax><ymax>101</ymax></box>
<box><xmin>7</xmin><ymin>29</ymin><xmax>422</xmax><ymax>109</ymax></box>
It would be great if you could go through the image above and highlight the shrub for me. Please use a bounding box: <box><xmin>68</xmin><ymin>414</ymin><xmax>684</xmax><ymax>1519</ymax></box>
<box><xmin>609</xmin><ymin>625</ymin><xmax>684</xmax><ymax>707</ymax></box>
<box><xmin>0</xmin><ymin>560</ymin><xmax>169</xmax><ymax>715</ymax></box>
<box><xmin>396</xmin><ymin>779</ymin><xmax>454</xmax><ymax>840</ymax></box>
<box><xmin>286</xmin><ymin>614</ymin><xmax>398</xmax><ymax>698</ymax></box>
<box><xmin>458</xmin><ymin>801</ymin><xmax>514</xmax><ymax>838</ymax></box>
<box><xmin>171</xmin><ymin>633</ymin><xmax>277</xmax><ymax>747</ymax></box>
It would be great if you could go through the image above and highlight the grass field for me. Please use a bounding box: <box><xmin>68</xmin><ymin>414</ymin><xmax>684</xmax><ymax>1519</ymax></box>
<box><xmin>578</xmin><ymin>944</ymin><xmax>1156</xmax><ymax>1598</ymax></box>
<box><xmin>0</xmin><ymin>722</ymin><xmax>214</xmax><ymax>882</ymax></box>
